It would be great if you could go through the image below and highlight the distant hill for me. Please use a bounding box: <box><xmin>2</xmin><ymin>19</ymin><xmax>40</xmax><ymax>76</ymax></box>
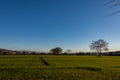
<box><xmin>0</xmin><ymin>48</ymin><xmax>14</xmax><ymax>52</ymax></box>
<box><xmin>0</xmin><ymin>48</ymin><xmax>18</xmax><ymax>55</ymax></box>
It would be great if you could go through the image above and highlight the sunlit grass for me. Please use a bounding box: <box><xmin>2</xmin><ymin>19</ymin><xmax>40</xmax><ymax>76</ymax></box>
<box><xmin>0</xmin><ymin>55</ymin><xmax>120</xmax><ymax>80</ymax></box>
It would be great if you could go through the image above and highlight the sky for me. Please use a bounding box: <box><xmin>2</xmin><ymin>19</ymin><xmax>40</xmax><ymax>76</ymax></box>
<box><xmin>0</xmin><ymin>0</ymin><xmax>120</xmax><ymax>52</ymax></box>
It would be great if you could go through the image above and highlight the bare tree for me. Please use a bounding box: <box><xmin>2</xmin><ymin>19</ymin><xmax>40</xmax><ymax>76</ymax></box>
<box><xmin>103</xmin><ymin>0</ymin><xmax>120</xmax><ymax>16</ymax></box>
<box><xmin>89</xmin><ymin>39</ymin><xmax>109</xmax><ymax>56</ymax></box>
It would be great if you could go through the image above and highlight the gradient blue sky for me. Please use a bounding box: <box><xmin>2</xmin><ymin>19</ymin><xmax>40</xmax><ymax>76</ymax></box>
<box><xmin>0</xmin><ymin>0</ymin><xmax>120</xmax><ymax>52</ymax></box>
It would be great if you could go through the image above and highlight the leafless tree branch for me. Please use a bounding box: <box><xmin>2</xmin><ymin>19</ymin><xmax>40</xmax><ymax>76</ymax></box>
<box><xmin>103</xmin><ymin>0</ymin><xmax>120</xmax><ymax>15</ymax></box>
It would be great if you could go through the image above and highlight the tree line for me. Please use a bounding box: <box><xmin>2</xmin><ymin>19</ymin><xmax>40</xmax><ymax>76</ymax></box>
<box><xmin>0</xmin><ymin>39</ymin><xmax>120</xmax><ymax>56</ymax></box>
<box><xmin>0</xmin><ymin>48</ymin><xmax>120</xmax><ymax>56</ymax></box>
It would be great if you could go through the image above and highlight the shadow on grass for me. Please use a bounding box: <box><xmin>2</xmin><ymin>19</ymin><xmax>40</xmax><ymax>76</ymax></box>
<box><xmin>39</xmin><ymin>57</ymin><xmax>50</xmax><ymax>66</ymax></box>
<box><xmin>0</xmin><ymin>66</ymin><xmax>103</xmax><ymax>72</ymax></box>
<box><xmin>113</xmin><ymin>66</ymin><xmax>120</xmax><ymax>68</ymax></box>
<box><xmin>38</xmin><ymin>66</ymin><xmax>103</xmax><ymax>71</ymax></box>
<box><xmin>75</xmin><ymin>67</ymin><xmax>103</xmax><ymax>71</ymax></box>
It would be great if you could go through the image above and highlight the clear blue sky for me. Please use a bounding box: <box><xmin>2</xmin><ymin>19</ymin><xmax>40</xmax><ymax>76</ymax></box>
<box><xmin>0</xmin><ymin>0</ymin><xmax>120</xmax><ymax>52</ymax></box>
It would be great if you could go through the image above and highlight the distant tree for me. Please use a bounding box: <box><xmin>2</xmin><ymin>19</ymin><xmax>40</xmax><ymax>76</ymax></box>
<box><xmin>103</xmin><ymin>0</ymin><xmax>120</xmax><ymax>16</ymax></box>
<box><xmin>50</xmin><ymin>47</ymin><xmax>62</xmax><ymax>55</ymax></box>
<box><xmin>22</xmin><ymin>51</ymin><xmax>29</xmax><ymax>55</ymax></box>
<box><xmin>66</xmin><ymin>49</ymin><xmax>72</xmax><ymax>54</ymax></box>
<box><xmin>89</xmin><ymin>39</ymin><xmax>109</xmax><ymax>56</ymax></box>
<box><xmin>40</xmin><ymin>52</ymin><xmax>47</xmax><ymax>55</ymax></box>
<box><xmin>31</xmin><ymin>52</ymin><xmax>36</xmax><ymax>55</ymax></box>
<box><xmin>0</xmin><ymin>50</ymin><xmax>2</xmax><ymax>55</ymax></box>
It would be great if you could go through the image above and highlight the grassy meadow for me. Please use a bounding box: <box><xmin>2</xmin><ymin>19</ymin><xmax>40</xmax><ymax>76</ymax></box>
<box><xmin>0</xmin><ymin>55</ymin><xmax>120</xmax><ymax>80</ymax></box>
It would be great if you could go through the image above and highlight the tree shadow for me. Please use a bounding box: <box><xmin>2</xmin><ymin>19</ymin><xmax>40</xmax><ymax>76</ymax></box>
<box><xmin>113</xmin><ymin>66</ymin><xmax>120</xmax><ymax>68</ymax></box>
<box><xmin>0</xmin><ymin>66</ymin><xmax>103</xmax><ymax>72</ymax></box>
<box><xmin>39</xmin><ymin>57</ymin><xmax>50</xmax><ymax>66</ymax></box>
<box><xmin>39</xmin><ymin>66</ymin><xmax>103</xmax><ymax>71</ymax></box>
<box><xmin>75</xmin><ymin>67</ymin><xmax>103</xmax><ymax>71</ymax></box>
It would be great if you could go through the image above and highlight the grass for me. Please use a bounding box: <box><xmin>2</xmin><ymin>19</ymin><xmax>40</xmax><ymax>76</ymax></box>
<box><xmin>0</xmin><ymin>55</ymin><xmax>120</xmax><ymax>80</ymax></box>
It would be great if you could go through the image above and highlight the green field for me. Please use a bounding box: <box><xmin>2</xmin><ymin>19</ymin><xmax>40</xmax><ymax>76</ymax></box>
<box><xmin>0</xmin><ymin>55</ymin><xmax>120</xmax><ymax>80</ymax></box>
